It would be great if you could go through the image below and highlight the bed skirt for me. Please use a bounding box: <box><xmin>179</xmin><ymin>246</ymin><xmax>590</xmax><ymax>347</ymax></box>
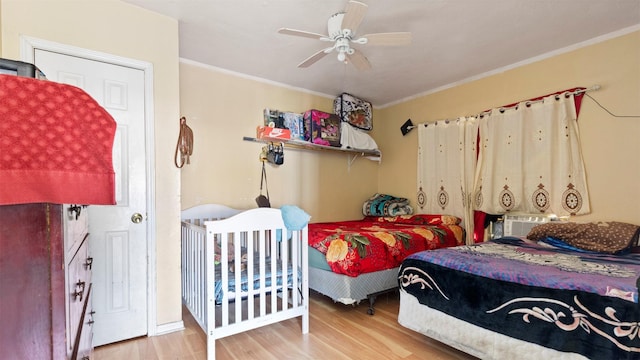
<box><xmin>309</xmin><ymin>266</ymin><xmax>398</xmax><ymax>305</ymax></box>
<box><xmin>398</xmin><ymin>291</ymin><xmax>587</xmax><ymax>360</ymax></box>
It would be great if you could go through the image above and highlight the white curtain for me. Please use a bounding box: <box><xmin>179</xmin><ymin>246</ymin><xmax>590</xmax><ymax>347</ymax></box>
<box><xmin>474</xmin><ymin>93</ymin><xmax>590</xmax><ymax>215</ymax></box>
<box><xmin>417</xmin><ymin>117</ymin><xmax>478</xmax><ymax>244</ymax></box>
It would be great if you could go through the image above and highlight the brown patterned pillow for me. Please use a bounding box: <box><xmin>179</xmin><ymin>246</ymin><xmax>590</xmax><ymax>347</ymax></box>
<box><xmin>527</xmin><ymin>221</ymin><xmax>640</xmax><ymax>254</ymax></box>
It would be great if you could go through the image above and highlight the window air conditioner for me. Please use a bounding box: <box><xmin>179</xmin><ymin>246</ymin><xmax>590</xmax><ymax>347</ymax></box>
<box><xmin>503</xmin><ymin>214</ymin><xmax>557</xmax><ymax>237</ymax></box>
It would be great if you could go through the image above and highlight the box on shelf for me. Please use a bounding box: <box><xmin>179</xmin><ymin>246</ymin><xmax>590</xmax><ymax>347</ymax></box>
<box><xmin>303</xmin><ymin>109</ymin><xmax>341</xmax><ymax>147</ymax></box>
<box><xmin>334</xmin><ymin>93</ymin><xmax>373</xmax><ymax>131</ymax></box>
<box><xmin>264</xmin><ymin>108</ymin><xmax>305</xmax><ymax>140</ymax></box>
<box><xmin>263</xmin><ymin>108</ymin><xmax>283</xmax><ymax>127</ymax></box>
<box><xmin>256</xmin><ymin>125</ymin><xmax>291</xmax><ymax>140</ymax></box>
<box><xmin>281</xmin><ymin>112</ymin><xmax>304</xmax><ymax>141</ymax></box>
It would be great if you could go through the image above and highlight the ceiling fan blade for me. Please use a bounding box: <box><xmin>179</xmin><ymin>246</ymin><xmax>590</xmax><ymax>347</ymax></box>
<box><xmin>361</xmin><ymin>32</ymin><xmax>412</xmax><ymax>46</ymax></box>
<box><xmin>278</xmin><ymin>28</ymin><xmax>327</xmax><ymax>40</ymax></box>
<box><xmin>298</xmin><ymin>48</ymin><xmax>331</xmax><ymax>68</ymax></box>
<box><xmin>346</xmin><ymin>49</ymin><xmax>371</xmax><ymax>71</ymax></box>
<box><xmin>341</xmin><ymin>1</ymin><xmax>368</xmax><ymax>34</ymax></box>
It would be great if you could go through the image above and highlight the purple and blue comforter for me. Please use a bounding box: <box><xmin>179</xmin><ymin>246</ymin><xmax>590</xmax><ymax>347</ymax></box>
<box><xmin>399</xmin><ymin>237</ymin><xmax>640</xmax><ymax>359</ymax></box>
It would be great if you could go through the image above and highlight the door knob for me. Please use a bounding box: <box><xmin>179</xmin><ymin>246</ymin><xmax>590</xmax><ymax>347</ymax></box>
<box><xmin>131</xmin><ymin>213</ymin><xmax>144</xmax><ymax>223</ymax></box>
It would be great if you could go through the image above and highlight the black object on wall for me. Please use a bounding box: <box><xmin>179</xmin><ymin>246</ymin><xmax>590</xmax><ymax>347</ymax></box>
<box><xmin>400</xmin><ymin>119</ymin><xmax>414</xmax><ymax>136</ymax></box>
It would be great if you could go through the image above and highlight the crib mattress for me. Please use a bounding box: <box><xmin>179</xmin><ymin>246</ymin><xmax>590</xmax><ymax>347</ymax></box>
<box><xmin>214</xmin><ymin>257</ymin><xmax>295</xmax><ymax>304</ymax></box>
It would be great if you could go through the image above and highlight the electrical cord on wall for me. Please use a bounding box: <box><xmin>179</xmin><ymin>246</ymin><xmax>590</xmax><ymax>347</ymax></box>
<box><xmin>584</xmin><ymin>93</ymin><xmax>640</xmax><ymax>118</ymax></box>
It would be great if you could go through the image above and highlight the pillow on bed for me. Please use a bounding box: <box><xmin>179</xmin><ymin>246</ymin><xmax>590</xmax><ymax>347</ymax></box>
<box><xmin>527</xmin><ymin>221</ymin><xmax>640</xmax><ymax>254</ymax></box>
<box><xmin>367</xmin><ymin>214</ymin><xmax>461</xmax><ymax>225</ymax></box>
<box><xmin>362</xmin><ymin>193</ymin><xmax>413</xmax><ymax>217</ymax></box>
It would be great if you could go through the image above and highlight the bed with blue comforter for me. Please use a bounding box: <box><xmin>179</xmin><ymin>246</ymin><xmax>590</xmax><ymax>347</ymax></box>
<box><xmin>398</xmin><ymin>222</ymin><xmax>640</xmax><ymax>359</ymax></box>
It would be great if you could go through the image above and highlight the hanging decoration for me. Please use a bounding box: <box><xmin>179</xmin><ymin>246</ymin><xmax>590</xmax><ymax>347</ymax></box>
<box><xmin>174</xmin><ymin>116</ymin><xmax>194</xmax><ymax>168</ymax></box>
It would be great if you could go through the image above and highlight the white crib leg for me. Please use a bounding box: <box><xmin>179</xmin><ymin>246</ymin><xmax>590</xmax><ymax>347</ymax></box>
<box><xmin>302</xmin><ymin>309</ymin><xmax>309</xmax><ymax>334</ymax></box>
<box><xmin>207</xmin><ymin>332</ymin><xmax>215</xmax><ymax>360</ymax></box>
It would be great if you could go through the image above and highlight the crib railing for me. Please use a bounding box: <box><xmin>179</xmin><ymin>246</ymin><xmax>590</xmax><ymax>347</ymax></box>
<box><xmin>181</xmin><ymin>221</ymin><xmax>208</xmax><ymax>330</ymax></box>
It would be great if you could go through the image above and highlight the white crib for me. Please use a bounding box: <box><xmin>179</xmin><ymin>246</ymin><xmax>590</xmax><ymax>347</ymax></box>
<box><xmin>181</xmin><ymin>205</ymin><xmax>309</xmax><ymax>359</ymax></box>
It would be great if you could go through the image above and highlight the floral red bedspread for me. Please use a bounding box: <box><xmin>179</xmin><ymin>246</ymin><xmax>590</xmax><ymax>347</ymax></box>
<box><xmin>309</xmin><ymin>214</ymin><xmax>464</xmax><ymax>277</ymax></box>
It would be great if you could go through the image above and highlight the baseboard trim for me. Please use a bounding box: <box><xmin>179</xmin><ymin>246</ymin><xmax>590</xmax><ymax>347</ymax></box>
<box><xmin>154</xmin><ymin>320</ymin><xmax>185</xmax><ymax>336</ymax></box>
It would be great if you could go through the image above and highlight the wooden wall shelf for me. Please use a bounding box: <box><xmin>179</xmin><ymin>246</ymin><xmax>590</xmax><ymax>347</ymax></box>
<box><xmin>243</xmin><ymin>136</ymin><xmax>381</xmax><ymax>162</ymax></box>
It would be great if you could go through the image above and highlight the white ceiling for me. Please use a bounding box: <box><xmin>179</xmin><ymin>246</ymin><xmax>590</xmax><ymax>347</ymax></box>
<box><xmin>122</xmin><ymin>0</ymin><xmax>640</xmax><ymax>107</ymax></box>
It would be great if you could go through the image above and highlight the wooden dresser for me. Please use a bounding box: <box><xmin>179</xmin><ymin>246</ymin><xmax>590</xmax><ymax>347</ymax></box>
<box><xmin>0</xmin><ymin>203</ymin><xmax>93</xmax><ymax>359</ymax></box>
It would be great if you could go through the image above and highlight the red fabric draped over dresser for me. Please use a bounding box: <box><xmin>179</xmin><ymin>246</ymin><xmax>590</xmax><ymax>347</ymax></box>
<box><xmin>0</xmin><ymin>74</ymin><xmax>116</xmax><ymax>205</ymax></box>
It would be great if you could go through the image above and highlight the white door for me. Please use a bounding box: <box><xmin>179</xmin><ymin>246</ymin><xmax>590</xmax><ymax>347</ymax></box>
<box><xmin>34</xmin><ymin>50</ymin><xmax>148</xmax><ymax>346</ymax></box>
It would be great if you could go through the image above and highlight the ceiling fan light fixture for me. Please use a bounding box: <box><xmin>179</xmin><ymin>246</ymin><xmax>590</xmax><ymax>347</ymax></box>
<box><xmin>277</xmin><ymin>0</ymin><xmax>411</xmax><ymax>69</ymax></box>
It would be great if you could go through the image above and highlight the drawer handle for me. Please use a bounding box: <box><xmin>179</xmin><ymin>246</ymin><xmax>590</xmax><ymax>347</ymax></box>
<box><xmin>67</xmin><ymin>204</ymin><xmax>82</xmax><ymax>220</ymax></box>
<box><xmin>85</xmin><ymin>257</ymin><xmax>93</xmax><ymax>270</ymax></box>
<box><xmin>73</xmin><ymin>281</ymin><xmax>86</xmax><ymax>302</ymax></box>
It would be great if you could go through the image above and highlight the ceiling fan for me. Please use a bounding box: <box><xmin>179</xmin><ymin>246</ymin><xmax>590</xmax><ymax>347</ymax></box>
<box><xmin>278</xmin><ymin>0</ymin><xmax>412</xmax><ymax>70</ymax></box>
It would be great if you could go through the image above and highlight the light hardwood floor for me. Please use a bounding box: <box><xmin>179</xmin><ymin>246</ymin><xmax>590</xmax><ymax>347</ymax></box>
<box><xmin>94</xmin><ymin>290</ymin><xmax>478</xmax><ymax>360</ymax></box>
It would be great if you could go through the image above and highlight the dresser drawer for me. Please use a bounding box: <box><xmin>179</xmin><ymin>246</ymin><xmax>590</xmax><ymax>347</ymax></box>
<box><xmin>74</xmin><ymin>284</ymin><xmax>93</xmax><ymax>360</ymax></box>
<box><xmin>67</xmin><ymin>234</ymin><xmax>92</xmax><ymax>358</ymax></box>
<box><xmin>64</xmin><ymin>204</ymin><xmax>88</xmax><ymax>256</ymax></box>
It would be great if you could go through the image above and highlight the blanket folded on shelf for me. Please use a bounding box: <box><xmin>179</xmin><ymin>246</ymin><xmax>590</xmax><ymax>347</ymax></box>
<box><xmin>0</xmin><ymin>74</ymin><xmax>116</xmax><ymax>205</ymax></box>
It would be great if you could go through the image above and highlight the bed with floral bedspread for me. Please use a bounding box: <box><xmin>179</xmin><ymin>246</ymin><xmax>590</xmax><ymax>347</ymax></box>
<box><xmin>309</xmin><ymin>214</ymin><xmax>464</xmax><ymax>276</ymax></box>
<box><xmin>307</xmin><ymin>214</ymin><xmax>464</xmax><ymax>312</ymax></box>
